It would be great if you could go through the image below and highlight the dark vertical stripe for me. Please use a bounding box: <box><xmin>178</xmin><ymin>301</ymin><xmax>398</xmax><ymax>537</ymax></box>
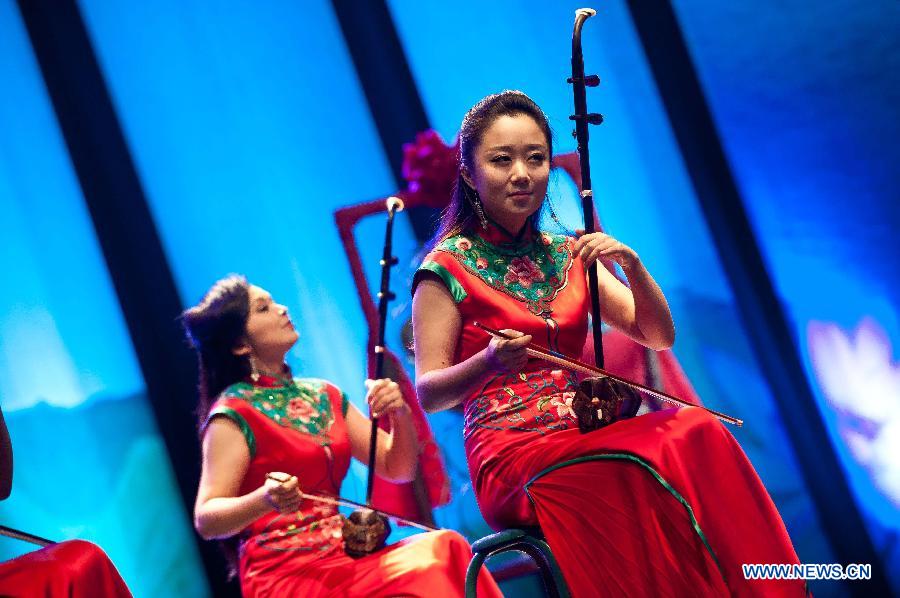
<box><xmin>623</xmin><ymin>1</ymin><xmax>889</xmax><ymax>593</ymax></box>
<box><xmin>329</xmin><ymin>0</ymin><xmax>438</xmax><ymax>525</ymax></box>
<box><xmin>15</xmin><ymin>1</ymin><xmax>236</xmax><ymax>594</ymax></box>
<box><xmin>330</xmin><ymin>0</ymin><xmax>438</xmax><ymax>242</ymax></box>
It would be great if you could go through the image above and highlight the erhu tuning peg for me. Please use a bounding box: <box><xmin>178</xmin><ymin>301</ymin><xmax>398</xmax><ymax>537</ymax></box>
<box><xmin>568</xmin><ymin>113</ymin><xmax>605</xmax><ymax>125</ymax></box>
<box><xmin>566</xmin><ymin>75</ymin><xmax>601</xmax><ymax>87</ymax></box>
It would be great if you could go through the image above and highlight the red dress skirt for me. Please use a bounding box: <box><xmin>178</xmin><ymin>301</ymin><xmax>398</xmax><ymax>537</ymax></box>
<box><xmin>0</xmin><ymin>540</ymin><xmax>131</xmax><ymax>597</ymax></box>
<box><xmin>207</xmin><ymin>375</ymin><xmax>500</xmax><ymax>598</ymax></box>
<box><xmin>416</xmin><ymin>225</ymin><xmax>806</xmax><ymax>597</ymax></box>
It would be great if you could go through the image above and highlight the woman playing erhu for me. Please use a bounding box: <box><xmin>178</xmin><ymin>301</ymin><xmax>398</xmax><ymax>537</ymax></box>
<box><xmin>184</xmin><ymin>276</ymin><xmax>501</xmax><ymax>597</ymax></box>
<box><xmin>412</xmin><ymin>91</ymin><xmax>806</xmax><ymax>597</ymax></box>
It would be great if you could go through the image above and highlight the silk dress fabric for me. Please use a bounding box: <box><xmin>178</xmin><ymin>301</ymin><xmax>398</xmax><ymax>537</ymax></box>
<box><xmin>206</xmin><ymin>375</ymin><xmax>501</xmax><ymax>597</ymax></box>
<box><xmin>415</xmin><ymin>224</ymin><xmax>806</xmax><ymax>597</ymax></box>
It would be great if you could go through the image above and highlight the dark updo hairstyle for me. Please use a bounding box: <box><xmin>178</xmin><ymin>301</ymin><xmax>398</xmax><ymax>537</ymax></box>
<box><xmin>181</xmin><ymin>275</ymin><xmax>252</xmax><ymax>432</ymax></box>
<box><xmin>430</xmin><ymin>90</ymin><xmax>554</xmax><ymax>246</ymax></box>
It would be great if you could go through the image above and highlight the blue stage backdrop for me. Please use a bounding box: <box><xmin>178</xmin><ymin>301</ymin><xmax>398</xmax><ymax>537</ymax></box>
<box><xmin>673</xmin><ymin>0</ymin><xmax>900</xmax><ymax>587</ymax></box>
<box><xmin>74</xmin><ymin>0</ymin><xmax>422</xmax><ymax>550</ymax></box>
<box><xmin>0</xmin><ymin>1</ymin><xmax>207</xmax><ymax>595</ymax></box>
<box><xmin>388</xmin><ymin>2</ymin><xmax>859</xmax><ymax>595</ymax></box>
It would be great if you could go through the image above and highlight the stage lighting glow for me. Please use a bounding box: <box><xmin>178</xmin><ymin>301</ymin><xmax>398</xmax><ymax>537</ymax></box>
<box><xmin>809</xmin><ymin>318</ymin><xmax>900</xmax><ymax>508</ymax></box>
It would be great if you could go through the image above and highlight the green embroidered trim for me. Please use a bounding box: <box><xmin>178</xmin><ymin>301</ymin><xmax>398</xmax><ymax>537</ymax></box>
<box><xmin>435</xmin><ymin>231</ymin><xmax>573</xmax><ymax>317</ymax></box>
<box><xmin>417</xmin><ymin>261</ymin><xmax>467</xmax><ymax>303</ymax></box>
<box><xmin>523</xmin><ymin>453</ymin><xmax>726</xmax><ymax>583</ymax></box>
<box><xmin>222</xmin><ymin>378</ymin><xmax>335</xmax><ymax>445</ymax></box>
<box><xmin>206</xmin><ymin>406</ymin><xmax>256</xmax><ymax>459</ymax></box>
<box><xmin>341</xmin><ymin>392</ymin><xmax>349</xmax><ymax>417</ymax></box>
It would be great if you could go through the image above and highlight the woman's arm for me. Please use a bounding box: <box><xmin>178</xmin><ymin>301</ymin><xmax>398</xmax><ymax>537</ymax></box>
<box><xmin>345</xmin><ymin>379</ymin><xmax>418</xmax><ymax>483</ymax></box>
<box><xmin>412</xmin><ymin>276</ymin><xmax>531</xmax><ymax>413</ymax></box>
<box><xmin>194</xmin><ymin>417</ymin><xmax>301</xmax><ymax>540</ymax></box>
<box><xmin>575</xmin><ymin>233</ymin><xmax>675</xmax><ymax>350</ymax></box>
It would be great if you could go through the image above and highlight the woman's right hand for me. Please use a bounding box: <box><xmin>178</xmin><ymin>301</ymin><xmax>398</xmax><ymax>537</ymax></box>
<box><xmin>485</xmin><ymin>329</ymin><xmax>532</xmax><ymax>374</ymax></box>
<box><xmin>262</xmin><ymin>472</ymin><xmax>303</xmax><ymax>514</ymax></box>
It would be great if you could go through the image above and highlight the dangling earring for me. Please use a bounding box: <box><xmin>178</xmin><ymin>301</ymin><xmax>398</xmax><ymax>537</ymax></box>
<box><xmin>547</xmin><ymin>195</ymin><xmax>563</xmax><ymax>230</ymax></box>
<box><xmin>473</xmin><ymin>194</ymin><xmax>488</xmax><ymax>230</ymax></box>
<box><xmin>249</xmin><ymin>354</ymin><xmax>260</xmax><ymax>383</ymax></box>
<box><xmin>466</xmin><ymin>186</ymin><xmax>488</xmax><ymax>229</ymax></box>
<box><xmin>546</xmin><ymin>194</ymin><xmax>573</xmax><ymax>235</ymax></box>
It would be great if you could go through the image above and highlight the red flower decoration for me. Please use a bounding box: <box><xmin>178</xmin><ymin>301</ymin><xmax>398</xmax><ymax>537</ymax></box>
<box><xmin>503</xmin><ymin>256</ymin><xmax>546</xmax><ymax>289</ymax></box>
<box><xmin>401</xmin><ymin>130</ymin><xmax>460</xmax><ymax>209</ymax></box>
<box><xmin>476</xmin><ymin>257</ymin><xmax>489</xmax><ymax>270</ymax></box>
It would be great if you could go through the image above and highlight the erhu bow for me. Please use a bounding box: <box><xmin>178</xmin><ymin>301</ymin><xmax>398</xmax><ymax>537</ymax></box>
<box><xmin>474</xmin><ymin>323</ymin><xmax>742</xmax><ymax>427</ymax></box>
<box><xmin>264</xmin><ymin>473</ymin><xmax>436</xmax><ymax>533</ymax></box>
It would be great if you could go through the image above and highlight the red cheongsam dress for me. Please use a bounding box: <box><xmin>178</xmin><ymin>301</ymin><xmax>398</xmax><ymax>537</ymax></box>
<box><xmin>205</xmin><ymin>374</ymin><xmax>501</xmax><ymax>597</ymax></box>
<box><xmin>415</xmin><ymin>224</ymin><xmax>806</xmax><ymax>597</ymax></box>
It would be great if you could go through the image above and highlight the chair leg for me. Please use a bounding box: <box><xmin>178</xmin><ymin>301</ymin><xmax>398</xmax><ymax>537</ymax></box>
<box><xmin>519</xmin><ymin>538</ymin><xmax>571</xmax><ymax>598</ymax></box>
<box><xmin>467</xmin><ymin>533</ymin><xmax>570</xmax><ymax>598</ymax></box>
<box><xmin>465</xmin><ymin>550</ymin><xmax>489</xmax><ymax>598</ymax></box>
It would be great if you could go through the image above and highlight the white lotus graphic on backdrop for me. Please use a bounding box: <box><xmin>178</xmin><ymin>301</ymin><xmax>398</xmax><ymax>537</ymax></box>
<box><xmin>808</xmin><ymin>318</ymin><xmax>900</xmax><ymax>506</ymax></box>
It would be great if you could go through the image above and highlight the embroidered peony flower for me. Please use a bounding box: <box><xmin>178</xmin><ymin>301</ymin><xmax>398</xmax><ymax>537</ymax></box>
<box><xmin>540</xmin><ymin>233</ymin><xmax>553</xmax><ymax>246</ymax></box>
<box><xmin>455</xmin><ymin>237</ymin><xmax>473</xmax><ymax>251</ymax></box>
<box><xmin>551</xmin><ymin>392</ymin><xmax>577</xmax><ymax>419</ymax></box>
<box><xmin>504</xmin><ymin>256</ymin><xmax>545</xmax><ymax>289</ymax></box>
<box><xmin>287</xmin><ymin>398</ymin><xmax>318</xmax><ymax>423</ymax></box>
<box><xmin>476</xmin><ymin>257</ymin><xmax>489</xmax><ymax>270</ymax></box>
<box><xmin>319</xmin><ymin>515</ymin><xmax>344</xmax><ymax>541</ymax></box>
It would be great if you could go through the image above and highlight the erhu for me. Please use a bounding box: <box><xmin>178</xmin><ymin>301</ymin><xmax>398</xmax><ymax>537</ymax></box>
<box><xmin>564</xmin><ymin>8</ymin><xmax>741</xmax><ymax>430</ymax></box>
<box><xmin>342</xmin><ymin>196</ymin><xmax>409</xmax><ymax>557</ymax></box>
<box><xmin>266</xmin><ymin>197</ymin><xmax>439</xmax><ymax>559</ymax></box>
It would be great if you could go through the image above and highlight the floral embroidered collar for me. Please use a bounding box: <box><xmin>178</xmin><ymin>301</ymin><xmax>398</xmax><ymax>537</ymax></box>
<box><xmin>435</xmin><ymin>223</ymin><xmax>574</xmax><ymax>317</ymax></box>
<box><xmin>223</xmin><ymin>376</ymin><xmax>335</xmax><ymax>444</ymax></box>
